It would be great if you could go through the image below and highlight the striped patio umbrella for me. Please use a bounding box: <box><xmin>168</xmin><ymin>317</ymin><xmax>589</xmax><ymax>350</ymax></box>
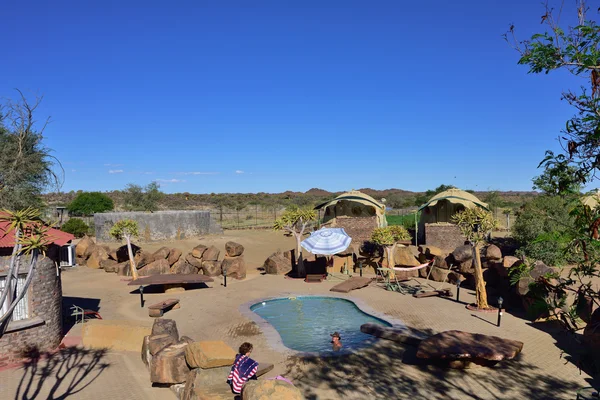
<box><xmin>301</xmin><ymin>227</ymin><xmax>352</xmax><ymax>255</ymax></box>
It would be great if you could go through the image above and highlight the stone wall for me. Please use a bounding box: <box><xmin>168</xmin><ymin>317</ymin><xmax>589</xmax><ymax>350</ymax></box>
<box><xmin>94</xmin><ymin>210</ymin><xmax>223</xmax><ymax>242</ymax></box>
<box><xmin>330</xmin><ymin>216</ymin><xmax>378</xmax><ymax>251</ymax></box>
<box><xmin>0</xmin><ymin>257</ymin><xmax>63</xmax><ymax>367</ymax></box>
<box><xmin>424</xmin><ymin>223</ymin><xmax>466</xmax><ymax>251</ymax></box>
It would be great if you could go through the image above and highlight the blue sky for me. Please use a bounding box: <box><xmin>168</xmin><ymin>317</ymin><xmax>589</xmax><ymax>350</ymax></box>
<box><xmin>0</xmin><ymin>1</ymin><xmax>588</xmax><ymax>194</ymax></box>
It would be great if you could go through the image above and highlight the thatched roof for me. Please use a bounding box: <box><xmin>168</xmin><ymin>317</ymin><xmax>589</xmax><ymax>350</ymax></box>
<box><xmin>315</xmin><ymin>190</ymin><xmax>385</xmax><ymax>214</ymax></box>
<box><xmin>418</xmin><ymin>188</ymin><xmax>489</xmax><ymax>211</ymax></box>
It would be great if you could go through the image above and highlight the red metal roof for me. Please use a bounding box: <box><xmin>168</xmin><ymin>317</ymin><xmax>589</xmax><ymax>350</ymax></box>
<box><xmin>0</xmin><ymin>220</ymin><xmax>75</xmax><ymax>248</ymax></box>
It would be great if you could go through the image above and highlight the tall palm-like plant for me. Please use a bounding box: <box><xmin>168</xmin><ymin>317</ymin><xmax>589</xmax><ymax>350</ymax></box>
<box><xmin>0</xmin><ymin>208</ymin><xmax>51</xmax><ymax>334</ymax></box>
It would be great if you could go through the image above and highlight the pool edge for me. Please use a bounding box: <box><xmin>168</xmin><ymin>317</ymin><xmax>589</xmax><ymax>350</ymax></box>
<box><xmin>239</xmin><ymin>293</ymin><xmax>406</xmax><ymax>357</ymax></box>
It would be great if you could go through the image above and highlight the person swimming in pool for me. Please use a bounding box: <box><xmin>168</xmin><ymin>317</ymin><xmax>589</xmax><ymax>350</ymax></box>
<box><xmin>330</xmin><ymin>332</ymin><xmax>342</xmax><ymax>351</ymax></box>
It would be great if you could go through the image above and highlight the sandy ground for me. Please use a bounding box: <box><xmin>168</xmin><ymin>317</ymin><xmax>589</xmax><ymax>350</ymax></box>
<box><xmin>0</xmin><ymin>230</ymin><xmax>596</xmax><ymax>400</ymax></box>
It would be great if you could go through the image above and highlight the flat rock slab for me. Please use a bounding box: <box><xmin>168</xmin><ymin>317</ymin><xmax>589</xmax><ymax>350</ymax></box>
<box><xmin>360</xmin><ymin>323</ymin><xmax>429</xmax><ymax>346</ymax></box>
<box><xmin>330</xmin><ymin>277</ymin><xmax>372</xmax><ymax>293</ymax></box>
<box><xmin>185</xmin><ymin>340</ymin><xmax>236</xmax><ymax>369</ymax></box>
<box><xmin>128</xmin><ymin>274</ymin><xmax>214</xmax><ymax>286</ymax></box>
<box><xmin>82</xmin><ymin>319</ymin><xmax>151</xmax><ymax>352</ymax></box>
<box><xmin>416</xmin><ymin>330</ymin><xmax>524</xmax><ymax>369</ymax></box>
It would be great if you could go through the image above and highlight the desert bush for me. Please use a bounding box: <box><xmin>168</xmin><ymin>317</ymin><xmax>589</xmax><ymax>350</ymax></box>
<box><xmin>512</xmin><ymin>195</ymin><xmax>577</xmax><ymax>266</ymax></box>
<box><xmin>61</xmin><ymin>218</ymin><xmax>89</xmax><ymax>238</ymax></box>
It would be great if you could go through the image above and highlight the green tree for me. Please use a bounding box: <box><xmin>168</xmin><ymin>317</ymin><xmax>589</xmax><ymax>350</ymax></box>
<box><xmin>273</xmin><ymin>206</ymin><xmax>317</xmax><ymax>277</ymax></box>
<box><xmin>532</xmin><ymin>161</ymin><xmax>581</xmax><ymax>196</ymax></box>
<box><xmin>414</xmin><ymin>184</ymin><xmax>456</xmax><ymax>206</ymax></box>
<box><xmin>452</xmin><ymin>207</ymin><xmax>499</xmax><ymax>310</ymax></box>
<box><xmin>61</xmin><ymin>218</ymin><xmax>90</xmax><ymax>238</ymax></box>
<box><xmin>370</xmin><ymin>226</ymin><xmax>411</xmax><ymax>279</ymax></box>
<box><xmin>507</xmin><ymin>0</ymin><xmax>600</xmax><ymax>340</ymax></box>
<box><xmin>0</xmin><ymin>208</ymin><xmax>52</xmax><ymax>334</ymax></box>
<box><xmin>0</xmin><ymin>90</ymin><xmax>63</xmax><ymax>210</ymax></box>
<box><xmin>109</xmin><ymin>219</ymin><xmax>140</xmax><ymax>280</ymax></box>
<box><xmin>67</xmin><ymin>192</ymin><xmax>114</xmax><ymax>216</ymax></box>
<box><xmin>122</xmin><ymin>182</ymin><xmax>163</xmax><ymax>212</ymax></box>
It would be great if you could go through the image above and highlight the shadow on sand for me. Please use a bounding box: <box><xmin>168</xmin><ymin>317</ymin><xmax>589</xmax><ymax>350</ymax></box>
<box><xmin>283</xmin><ymin>326</ymin><xmax>587</xmax><ymax>400</ymax></box>
<box><xmin>14</xmin><ymin>346</ymin><xmax>110</xmax><ymax>400</ymax></box>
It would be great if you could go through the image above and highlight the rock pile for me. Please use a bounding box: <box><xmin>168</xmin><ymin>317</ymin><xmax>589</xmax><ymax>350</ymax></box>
<box><xmin>75</xmin><ymin>237</ymin><xmax>247</xmax><ymax>281</ymax></box>
<box><xmin>142</xmin><ymin>318</ymin><xmax>285</xmax><ymax>400</ymax></box>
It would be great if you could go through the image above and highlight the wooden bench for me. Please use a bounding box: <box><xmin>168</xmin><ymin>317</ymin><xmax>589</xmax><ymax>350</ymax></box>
<box><xmin>148</xmin><ymin>298</ymin><xmax>181</xmax><ymax>318</ymax></box>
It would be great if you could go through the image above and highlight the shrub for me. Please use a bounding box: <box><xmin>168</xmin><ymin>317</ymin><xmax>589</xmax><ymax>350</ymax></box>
<box><xmin>61</xmin><ymin>218</ymin><xmax>89</xmax><ymax>238</ymax></box>
<box><xmin>68</xmin><ymin>192</ymin><xmax>114</xmax><ymax>216</ymax></box>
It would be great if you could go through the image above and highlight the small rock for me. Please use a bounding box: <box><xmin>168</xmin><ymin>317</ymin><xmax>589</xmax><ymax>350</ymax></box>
<box><xmin>418</xmin><ymin>245</ymin><xmax>445</xmax><ymax>258</ymax></box>
<box><xmin>503</xmin><ymin>256</ymin><xmax>521</xmax><ymax>269</ymax></box>
<box><xmin>485</xmin><ymin>245</ymin><xmax>502</xmax><ymax>260</ymax></box>
<box><xmin>393</xmin><ymin>246</ymin><xmax>420</xmax><ymax>267</ymax></box>
<box><xmin>100</xmin><ymin>259</ymin><xmax>118</xmax><ymax>271</ymax></box>
<box><xmin>171</xmin><ymin>259</ymin><xmax>198</xmax><ymax>275</ymax></box>
<box><xmin>134</xmin><ymin>251</ymin><xmax>156</xmax><ymax>269</ymax></box>
<box><xmin>87</xmin><ymin>247</ymin><xmax>109</xmax><ymax>269</ymax></box>
<box><xmin>225</xmin><ymin>241</ymin><xmax>245</xmax><ymax>257</ymax></box>
<box><xmin>116</xmin><ymin>261</ymin><xmax>132</xmax><ymax>276</ymax></box>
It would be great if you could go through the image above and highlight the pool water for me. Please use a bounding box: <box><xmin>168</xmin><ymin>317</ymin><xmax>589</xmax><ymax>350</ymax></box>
<box><xmin>250</xmin><ymin>296</ymin><xmax>391</xmax><ymax>353</ymax></box>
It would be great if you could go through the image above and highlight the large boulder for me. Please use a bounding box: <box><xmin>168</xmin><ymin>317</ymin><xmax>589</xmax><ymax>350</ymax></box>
<box><xmin>452</xmin><ymin>245</ymin><xmax>473</xmax><ymax>263</ymax></box>
<box><xmin>485</xmin><ymin>245</ymin><xmax>502</xmax><ymax>260</ymax></box>
<box><xmin>503</xmin><ymin>256</ymin><xmax>521</xmax><ymax>269</ymax></box>
<box><xmin>76</xmin><ymin>235</ymin><xmax>95</xmax><ymax>258</ymax></box>
<box><xmin>191</xmin><ymin>244</ymin><xmax>208</xmax><ymax>259</ymax></box>
<box><xmin>416</xmin><ymin>330</ymin><xmax>524</xmax><ymax>369</ymax></box>
<box><xmin>150</xmin><ymin>343</ymin><xmax>190</xmax><ymax>384</ymax></box>
<box><xmin>152</xmin><ymin>318</ymin><xmax>179</xmax><ymax>338</ymax></box>
<box><xmin>168</xmin><ymin>248</ymin><xmax>182</xmax><ymax>266</ymax></box>
<box><xmin>184</xmin><ymin>341</ymin><xmax>236</xmax><ymax>369</ymax></box>
<box><xmin>138</xmin><ymin>258</ymin><xmax>171</xmax><ymax>276</ymax></box>
<box><xmin>201</xmin><ymin>261</ymin><xmax>222</xmax><ymax>277</ymax></box>
<box><xmin>395</xmin><ymin>268</ymin><xmax>419</xmax><ymax>281</ymax></box>
<box><xmin>134</xmin><ymin>251</ymin><xmax>156</xmax><ymax>269</ymax></box>
<box><xmin>182</xmin><ymin>367</ymin><xmax>232</xmax><ymax>399</ymax></box>
<box><xmin>393</xmin><ymin>246</ymin><xmax>420</xmax><ymax>267</ymax></box>
<box><xmin>203</xmin><ymin>246</ymin><xmax>220</xmax><ymax>261</ymax></box>
<box><xmin>87</xmin><ymin>247</ymin><xmax>109</xmax><ymax>269</ymax></box>
<box><xmin>185</xmin><ymin>253</ymin><xmax>203</xmax><ymax>269</ymax></box>
<box><xmin>225</xmin><ymin>241</ymin><xmax>245</xmax><ymax>257</ymax></box>
<box><xmin>153</xmin><ymin>247</ymin><xmax>171</xmax><ymax>260</ymax></box>
<box><xmin>242</xmin><ymin>379</ymin><xmax>304</xmax><ymax>400</ymax></box>
<box><xmin>115</xmin><ymin>243</ymin><xmax>141</xmax><ymax>263</ymax></box>
<box><xmin>222</xmin><ymin>256</ymin><xmax>246</xmax><ymax>279</ymax></box>
<box><xmin>171</xmin><ymin>259</ymin><xmax>198</xmax><ymax>275</ymax></box>
<box><xmin>148</xmin><ymin>334</ymin><xmax>178</xmax><ymax>356</ymax></box>
<box><xmin>432</xmin><ymin>255</ymin><xmax>450</xmax><ymax>270</ymax></box>
<box><xmin>264</xmin><ymin>252</ymin><xmax>292</xmax><ymax>275</ymax></box>
<box><xmin>429</xmin><ymin>266</ymin><xmax>450</xmax><ymax>282</ymax></box>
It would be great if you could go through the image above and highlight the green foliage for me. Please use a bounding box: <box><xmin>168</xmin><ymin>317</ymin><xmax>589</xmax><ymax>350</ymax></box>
<box><xmin>414</xmin><ymin>184</ymin><xmax>456</xmax><ymax>206</ymax></box>
<box><xmin>451</xmin><ymin>207</ymin><xmax>499</xmax><ymax>244</ymax></box>
<box><xmin>511</xmin><ymin>196</ymin><xmax>577</xmax><ymax>266</ymax></box>
<box><xmin>0</xmin><ymin>91</ymin><xmax>62</xmax><ymax>210</ymax></box>
<box><xmin>67</xmin><ymin>192</ymin><xmax>114</xmax><ymax>216</ymax></box>
<box><xmin>122</xmin><ymin>182</ymin><xmax>163</xmax><ymax>212</ymax></box>
<box><xmin>109</xmin><ymin>219</ymin><xmax>139</xmax><ymax>241</ymax></box>
<box><xmin>483</xmin><ymin>191</ymin><xmax>504</xmax><ymax>212</ymax></box>
<box><xmin>273</xmin><ymin>206</ymin><xmax>317</xmax><ymax>233</ymax></box>
<box><xmin>370</xmin><ymin>226</ymin><xmax>411</xmax><ymax>246</ymax></box>
<box><xmin>0</xmin><ymin>208</ymin><xmax>51</xmax><ymax>255</ymax></box>
<box><xmin>532</xmin><ymin>161</ymin><xmax>581</xmax><ymax>195</ymax></box>
<box><xmin>386</xmin><ymin>213</ymin><xmax>418</xmax><ymax>230</ymax></box>
<box><xmin>61</xmin><ymin>218</ymin><xmax>89</xmax><ymax>238</ymax></box>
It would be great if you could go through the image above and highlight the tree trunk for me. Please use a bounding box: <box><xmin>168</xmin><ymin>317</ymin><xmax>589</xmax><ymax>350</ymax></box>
<box><xmin>472</xmin><ymin>244</ymin><xmax>489</xmax><ymax>309</ymax></box>
<box><xmin>294</xmin><ymin>234</ymin><xmax>306</xmax><ymax>278</ymax></box>
<box><xmin>126</xmin><ymin>236</ymin><xmax>139</xmax><ymax>280</ymax></box>
<box><xmin>385</xmin><ymin>245</ymin><xmax>395</xmax><ymax>279</ymax></box>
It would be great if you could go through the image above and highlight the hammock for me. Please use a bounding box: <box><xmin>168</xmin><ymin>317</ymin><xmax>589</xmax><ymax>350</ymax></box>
<box><xmin>392</xmin><ymin>261</ymin><xmax>432</xmax><ymax>272</ymax></box>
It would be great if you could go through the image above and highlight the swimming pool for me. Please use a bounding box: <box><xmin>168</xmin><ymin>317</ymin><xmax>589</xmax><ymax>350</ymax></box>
<box><xmin>249</xmin><ymin>296</ymin><xmax>391</xmax><ymax>353</ymax></box>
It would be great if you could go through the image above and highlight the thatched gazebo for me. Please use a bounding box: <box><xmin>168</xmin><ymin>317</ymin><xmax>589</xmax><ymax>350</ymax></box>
<box><xmin>418</xmin><ymin>188</ymin><xmax>489</xmax><ymax>250</ymax></box>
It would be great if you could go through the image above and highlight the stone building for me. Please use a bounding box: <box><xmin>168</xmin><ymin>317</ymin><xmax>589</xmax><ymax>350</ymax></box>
<box><xmin>0</xmin><ymin>221</ymin><xmax>73</xmax><ymax>366</ymax></box>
